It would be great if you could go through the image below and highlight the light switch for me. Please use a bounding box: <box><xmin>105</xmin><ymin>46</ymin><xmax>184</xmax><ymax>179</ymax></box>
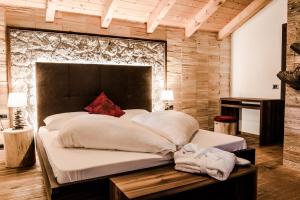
<box><xmin>272</xmin><ymin>84</ymin><xmax>279</xmax><ymax>89</ymax></box>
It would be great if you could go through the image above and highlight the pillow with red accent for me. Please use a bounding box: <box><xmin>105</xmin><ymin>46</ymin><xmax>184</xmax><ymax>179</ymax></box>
<box><xmin>84</xmin><ymin>92</ymin><xmax>125</xmax><ymax>117</ymax></box>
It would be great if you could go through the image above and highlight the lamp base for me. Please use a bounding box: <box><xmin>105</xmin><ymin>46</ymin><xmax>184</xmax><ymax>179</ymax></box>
<box><xmin>13</xmin><ymin>109</ymin><xmax>26</xmax><ymax>130</ymax></box>
<box><xmin>164</xmin><ymin>103</ymin><xmax>174</xmax><ymax>110</ymax></box>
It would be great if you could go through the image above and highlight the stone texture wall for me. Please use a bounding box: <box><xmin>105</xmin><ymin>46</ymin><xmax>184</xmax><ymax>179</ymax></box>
<box><xmin>0</xmin><ymin>8</ymin><xmax>231</xmax><ymax>130</ymax></box>
<box><xmin>9</xmin><ymin>29</ymin><xmax>166</xmax><ymax>126</ymax></box>
<box><xmin>283</xmin><ymin>0</ymin><xmax>300</xmax><ymax>170</ymax></box>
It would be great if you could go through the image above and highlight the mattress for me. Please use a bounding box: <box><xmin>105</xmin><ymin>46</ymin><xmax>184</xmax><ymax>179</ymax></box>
<box><xmin>38</xmin><ymin>127</ymin><xmax>173</xmax><ymax>184</ymax></box>
<box><xmin>39</xmin><ymin>127</ymin><xmax>246</xmax><ymax>184</ymax></box>
<box><xmin>191</xmin><ymin>129</ymin><xmax>247</xmax><ymax>152</ymax></box>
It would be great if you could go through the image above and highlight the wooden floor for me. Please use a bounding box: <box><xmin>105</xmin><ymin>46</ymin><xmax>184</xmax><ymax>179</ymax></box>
<box><xmin>0</xmin><ymin>134</ymin><xmax>300</xmax><ymax>200</ymax></box>
<box><xmin>241</xmin><ymin>133</ymin><xmax>300</xmax><ymax>200</ymax></box>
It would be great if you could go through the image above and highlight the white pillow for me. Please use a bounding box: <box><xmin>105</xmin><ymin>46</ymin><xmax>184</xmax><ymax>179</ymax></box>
<box><xmin>132</xmin><ymin>111</ymin><xmax>199</xmax><ymax>146</ymax></box>
<box><xmin>44</xmin><ymin>112</ymin><xmax>88</xmax><ymax>131</ymax></box>
<box><xmin>57</xmin><ymin>114</ymin><xmax>176</xmax><ymax>154</ymax></box>
<box><xmin>120</xmin><ymin>109</ymin><xmax>149</xmax><ymax>121</ymax></box>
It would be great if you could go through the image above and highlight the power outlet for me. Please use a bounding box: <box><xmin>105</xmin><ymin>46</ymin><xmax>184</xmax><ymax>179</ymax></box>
<box><xmin>0</xmin><ymin>114</ymin><xmax>8</xmax><ymax>119</ymax></box>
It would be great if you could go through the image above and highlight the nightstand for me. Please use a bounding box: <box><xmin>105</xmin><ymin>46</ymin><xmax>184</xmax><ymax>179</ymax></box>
<box><xmin>3</xmin><ymin>127</ymin><xmax>35</xmax><ymax>168</ymax></box>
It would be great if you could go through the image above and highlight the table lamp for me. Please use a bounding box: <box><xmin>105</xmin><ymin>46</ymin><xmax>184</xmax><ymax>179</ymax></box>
<box><xmin>161</xmin><ymin>89</ymin><xmax>174</xmax><ymax>110</ymax></box>
<box><xmin>7</xmin><ymin>92</ymin><xmax>27</xmax><ymax>130</ymax></box>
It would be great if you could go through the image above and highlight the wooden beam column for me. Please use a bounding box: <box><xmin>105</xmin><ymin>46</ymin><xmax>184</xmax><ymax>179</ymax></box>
<box><xmin>101</xmin><ymin>0</ymin><xmax>119</xmax><ymax>28</ymax></box>
<box><xmin>45</xmin><ymin>0</ymin><xmax>56</xmax><ymax>22</ymax></box>
<box><xmin>185</xmin><ymin>0</ymin><xmax>226</xmax><ymax>37</ymax></box>
<box><xmin>218</xmin><ymin>0</ymin><xmax>272</xmax><ymax>40</ymax></box>
<box><xmin>147</xmin><ymin>0</ymin><xmax>176</xmax><ymax>33</ymax></box>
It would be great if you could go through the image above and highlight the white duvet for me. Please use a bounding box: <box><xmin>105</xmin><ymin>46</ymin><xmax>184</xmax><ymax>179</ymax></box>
<box><xmin>57</xmin><ymin>114</ymin><xmax>176</xmax><ymax>154</ymax></box>
<box><xmin>132</xmin><ymin>111</ymin><xmax>199</xmax><ymax>146</ymax></box>
<box><xmin>48</xmin><ymin>110</ymin><xmax>245</xmax><ymax>181</ymax></box>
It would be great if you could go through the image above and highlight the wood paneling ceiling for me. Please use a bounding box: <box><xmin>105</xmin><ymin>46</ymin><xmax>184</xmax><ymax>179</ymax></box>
<box><xmin>0</xmin><ymin>0</ymin><xmax>272</xmax><ymax>39</ymax></box>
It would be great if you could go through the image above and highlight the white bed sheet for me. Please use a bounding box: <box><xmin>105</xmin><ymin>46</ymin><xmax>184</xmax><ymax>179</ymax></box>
<box><xmin>39</xmin><ymin>127</ymin><xmax>247</xmax><ymax>184</ymax></box>
<box><xmin>191</xmin><ymin>129</ymin><xmax>247</xmax><ymax>152</ymax></box>
<box><xmin>38</xmin><ymin>127</ymin><xmax>173</xmax><ymax>184</ymax></box>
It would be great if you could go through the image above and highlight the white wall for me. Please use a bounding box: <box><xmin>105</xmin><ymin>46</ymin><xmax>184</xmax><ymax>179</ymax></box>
<box><xmin>231</xmin><ymin>0</ymin><xmax>287</xmax><ymax>134</ymax></box>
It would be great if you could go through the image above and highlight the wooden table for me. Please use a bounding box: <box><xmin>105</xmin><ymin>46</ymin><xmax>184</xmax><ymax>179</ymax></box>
<box><xmin>110</xmin><ymin>165</ymin><xmax>257</xmax><ymax>200</ymax></box>
<box><xmin>220</xmin><ymin>97</ymin><xmax>284</xmax><ymax>145</ymax></box>
<box><xmin>3</xmin><ymin>127</ymin><xmax>35</xmax><ymax>168</ymax></box>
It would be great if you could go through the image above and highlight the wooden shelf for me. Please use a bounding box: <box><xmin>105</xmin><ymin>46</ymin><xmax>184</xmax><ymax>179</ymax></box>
<box><xmin>221</xmin><ymin>104</ymin><xmax>261</xmax><ymax>110</ymax></box>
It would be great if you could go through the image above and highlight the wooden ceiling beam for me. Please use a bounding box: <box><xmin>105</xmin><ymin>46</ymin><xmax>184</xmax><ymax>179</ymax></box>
<box><xmin>45</xmin><ymin>0</ymin><xmax>56</xmax><ymax>22</ymax></box>
<box><xmin>147</xmin><ymin>0</ymin><xmax>176</xmax><ymax>33</ymax></box>
<box><xmin>101</xmin><ymin>0</ymin><xmax>119</xmax><ymax>28</ymax></box>
<box><xmin>185</xmin><ymin>0</ymin><xmax>226</xmax><ymax>38</ymax></box>
<box><xmin>218</xmin><ymin>0</ymin><xmax>272</xmax><ymax>40</ymax></box>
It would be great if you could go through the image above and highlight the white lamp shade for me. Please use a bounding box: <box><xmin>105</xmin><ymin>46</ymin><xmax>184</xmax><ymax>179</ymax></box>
<box><xmin>8</xmin><ymin>92</ymin><xmax>27</xmax><ymax>108</ymax></box>
<box><xmin>161</xmin><ymin>90</ymin><xmax>174</xmax><ymax>101</ymax></box>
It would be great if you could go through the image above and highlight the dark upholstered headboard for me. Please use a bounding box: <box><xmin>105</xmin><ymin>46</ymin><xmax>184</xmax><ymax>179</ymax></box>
<box><xmin>35</xmin><ymin>63</ymin><xmax>152</xmax><ymax>127</ymax></box>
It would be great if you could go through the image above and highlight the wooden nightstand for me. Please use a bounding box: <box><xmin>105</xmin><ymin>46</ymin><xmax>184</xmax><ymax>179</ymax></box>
<box><xmin>3</xmin><ymin>127</ymin><xmax>35</xmax><ymax>168</ymax></box>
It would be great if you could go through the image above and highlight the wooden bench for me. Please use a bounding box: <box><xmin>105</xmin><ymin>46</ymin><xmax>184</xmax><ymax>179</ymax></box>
<box><xmin>110</xmin><ymin>165</ymin><xmax>257</xmax><ymax>200</ymax></box>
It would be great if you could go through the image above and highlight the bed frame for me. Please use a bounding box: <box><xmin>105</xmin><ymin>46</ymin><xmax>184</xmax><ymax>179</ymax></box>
<box><xmin>35</xmin><ymin>62</ymin><xmax>256</xmax><ymax>200</ymax></box>
<box><xmin>37</xmin><ymin>133</ymin><xmax>255</xmax><ymax>200</ymax></box>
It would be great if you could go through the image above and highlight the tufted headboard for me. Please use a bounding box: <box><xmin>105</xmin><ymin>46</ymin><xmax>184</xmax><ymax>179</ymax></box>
<box><xmin>35</xmin><ymin>63</ymin><xmax>152</xmax><ymax>127</ymax></box>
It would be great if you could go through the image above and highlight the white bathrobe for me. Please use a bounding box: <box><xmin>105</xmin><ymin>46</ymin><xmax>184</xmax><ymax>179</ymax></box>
<box><xmin>174</xmin><ymin>143</ymin><xmax>237</xmax><ymax>181</ymax></box>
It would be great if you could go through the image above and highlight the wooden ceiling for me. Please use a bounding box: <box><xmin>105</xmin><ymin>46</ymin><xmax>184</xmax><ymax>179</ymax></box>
<box><xmin>0</xmin><ymin>0</ymin><xmax>272</xmax><ymax>39</ymax></box>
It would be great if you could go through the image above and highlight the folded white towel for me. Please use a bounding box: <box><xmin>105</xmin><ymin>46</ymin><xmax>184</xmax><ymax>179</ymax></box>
<box><xmin>174</xmin><ymin>143</ymin><xmax>237</xmax><ymax>181</ymax></box>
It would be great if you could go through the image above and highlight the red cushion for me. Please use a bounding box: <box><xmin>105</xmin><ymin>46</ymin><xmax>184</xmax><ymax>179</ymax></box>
<box><xmin>85</xmin><ymin>92</ymin><xmax>125</xmax><ymax>117</ymax></box>
<box><xmin>214</xmin><ymin>115</ymin><xmax>237</xmax><ymax>123</ymax></box>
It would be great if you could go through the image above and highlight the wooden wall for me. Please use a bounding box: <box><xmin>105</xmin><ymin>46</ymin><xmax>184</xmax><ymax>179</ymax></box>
<box><xmin>167</xmin><ymin>28</ymin><xmax>230</xmax><ymax>129</ymax></box>
<box><xmin>0</xmin><ymin>7</ymin><xmax>8</xmax><ymax>128</ymax></box>
<box><xmin>283</xmin><ymin>0</ymin><xmax>300</xmax><ymax>170</ymax></box>
<box><xmin>0</xmin><ymin>7</ymin><xmax>231</xmax><ymax>130</ymax></box>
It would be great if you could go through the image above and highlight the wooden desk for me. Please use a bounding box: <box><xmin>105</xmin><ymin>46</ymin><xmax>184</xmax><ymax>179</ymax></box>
<box><xmin>110</xmin><ymin>165</ymin><xmax>257</xmax><ymax>200</ymax></box>
<box><xmin>220</xmin><ymin>97</ymin><xmax>284</xmax><ymax>145</ymax></box>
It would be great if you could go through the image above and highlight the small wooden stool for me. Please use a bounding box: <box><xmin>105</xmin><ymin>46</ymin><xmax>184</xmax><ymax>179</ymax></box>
<box><xmin>214</xmin><ymin>116</ymin><xmax>237</xmax><ymax>135</ymax></box>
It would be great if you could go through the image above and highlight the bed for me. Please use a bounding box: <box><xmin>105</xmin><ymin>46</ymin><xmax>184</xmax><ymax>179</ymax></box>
<box><xmin>35</xmin><ymin>62</ymin><xmax>255</xmax><ymax>200</ymax></box>
<box><xmin>38</xmin><ymin>126</ymin><xmax>248</xmax><ymax>184</ymax></box>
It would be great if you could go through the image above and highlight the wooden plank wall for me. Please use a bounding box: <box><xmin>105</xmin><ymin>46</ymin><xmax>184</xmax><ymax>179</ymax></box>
<box><xmin>0</xmin><ymin>7</ymin><xmax>8</xmax><ymax>128</ymax></box>
<box><xmin>0</xmin><ymin>7</ymin><xmax>231</xmax><ymax>130</ymax></box>
<box><xmin>283</xmin><ymin>0</ymin><xmax>300</xmax><ymax>171</ymax></box>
